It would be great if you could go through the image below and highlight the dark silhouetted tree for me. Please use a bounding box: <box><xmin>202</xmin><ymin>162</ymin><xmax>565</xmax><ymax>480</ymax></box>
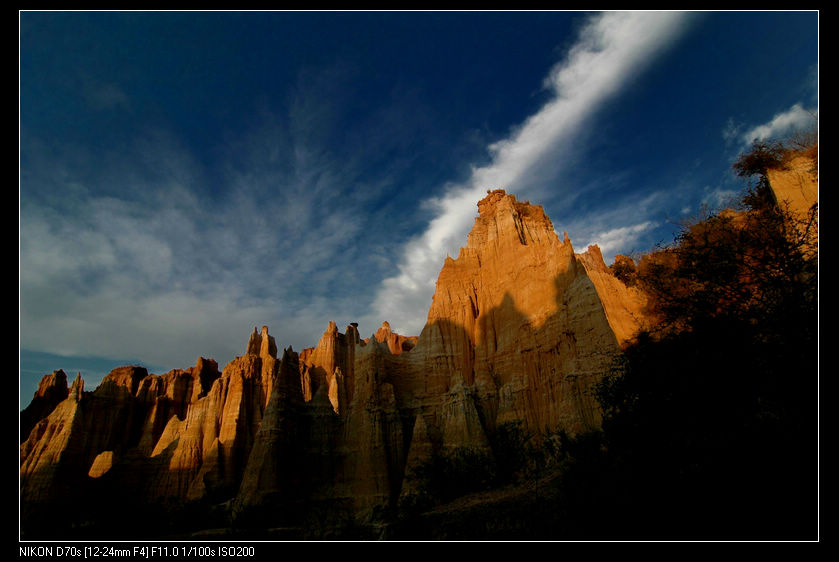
<box><xmin>563</xmin><ymin>140</ymin><xmax>818</xmax><ymax>539</ymax></box>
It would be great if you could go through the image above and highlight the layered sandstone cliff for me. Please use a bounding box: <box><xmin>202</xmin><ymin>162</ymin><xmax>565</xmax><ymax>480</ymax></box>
<box><xmin>391</xmin><ymin>190</ymin><xmax>645</xmax><ymax>436</ymax></box>
<box><xmin>20</xmin><ymin>189</ymin><xmax>647</xmax><ymax>536</ymax></box>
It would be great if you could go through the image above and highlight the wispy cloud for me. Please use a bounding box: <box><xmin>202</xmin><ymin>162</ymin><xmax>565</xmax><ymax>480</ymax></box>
<box><xmin>577</xmin><ymin>221</ymin><xmax>657</xmax><ymax>263</ymax></box>
<box><xmin>701</xmin><ymin>186</ymin><xmax>740</xmax><ymax>210</ymax></box>
<box><xmin>559</xmin><ymin>184</ymin><xmax>679</xmax><ymax>263</ymax></box>
<box><xmin>742</xmin><ymin>103</ymin><xmax>817</xmax><ymax>145</ymax></box>
<box><xmin>370</xmin><ymin>11</ymin><xmax>692</xmax><ymax>335</ymax></box>
<box><xmin>19</xmin><ymin>85</ymin><xmax>424</xmax><ymax>370</ymax></box>
<box><xmin>727</xmin><ymin>103</ymin><xmax>818</xmax><ymax>148</ymax></box>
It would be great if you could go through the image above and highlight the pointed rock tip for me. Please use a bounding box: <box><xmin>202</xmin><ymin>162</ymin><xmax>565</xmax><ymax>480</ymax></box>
<box><xmin>69</xmin><ymin>372</ymin><xmax>85</xmax><ymax>399</ymax></box>
<box><xmin>195</xmin><ymin>356</ymin><xmax>218</xmax><ymax>371</ymax></box>
<box><xmin>281</xmin><ymin>345</ymin><xmax>297</xmax><ymax>363</ymax></box>
<box><xmin>37</xmin><ymin>369</ymin><xmax>68</xmax><ymax>390</ymax></box>
<box><xmin>581</xmin><ymin>244</ymin><xmax>610</xmax><ymax>270</ymax></box>
<box><xmin>477</xmin><ymin>188</ymin><xmax>514</xmax><ymax>216</ymax></box>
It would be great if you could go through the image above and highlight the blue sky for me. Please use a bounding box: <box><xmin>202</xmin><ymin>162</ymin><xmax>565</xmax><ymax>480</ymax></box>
<box><xmin>19</xmin><ymin>11</ymin><xmax>818</xmax><ymax>407</ymax></box>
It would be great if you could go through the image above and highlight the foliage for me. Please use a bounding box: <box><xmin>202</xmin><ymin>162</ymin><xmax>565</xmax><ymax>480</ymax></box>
<box><xmin>635</xmin><ymin>192</ymin><xmax>817</xmax><ymax>334</ymax></box>
<box><xmin>576</xmin><ymin>155</ymin><xmax>819</xmax><ymax>539</ymax></box>
<box><xmin>732</xmin><ymin>139</ymin><xmax>788</xmax><ymax>178</ymax></box>
<box><xmin>733</xmin><ymin>124</ymin><xmax>818</xmax><ymax>193</ymax></box>
<box><xmin>609</xmin><ymin>254</ymin><xmax>638</xmax><ymax>286</ymax></box>
<box><xmin>403</xmin><ymin>447</ymin><xmax>496</xmax><ymax>509</ymax></box>
<box><xmin>399</xmin><ymin>421</ymin><xmax>565</xmax><ymax>514</ymax></box>
<box><xmin>488</xmin><ymin>420</ymin><xmax>542</xmax><ymax>484</ymax></box>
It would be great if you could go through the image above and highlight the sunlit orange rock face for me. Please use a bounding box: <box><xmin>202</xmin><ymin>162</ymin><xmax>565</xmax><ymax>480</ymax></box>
<box><xmin>371</xmin><ymin>321</ymin><xmax>419</xmax><ymax>356</ymax></box>
<box><xmin>766</xmin><ymin>152</ymin><xmax>818</xmax><ymax>220</ymax></box>
<box><xmin>20</xmin><ymin>189</ymin><xmax>648</xmax><ymax>532</ymax></box>
<box><xmin>766</xmin><ymin>151</ymin><xmax>819</xmax><ymax>244</ymax></box>
<box><xmin>385</xmin><ymin>191</ymin><xmax>647</xmax><ymax>473</ymax></box>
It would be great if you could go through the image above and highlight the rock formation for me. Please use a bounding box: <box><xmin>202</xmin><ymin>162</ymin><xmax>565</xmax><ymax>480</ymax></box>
<box><xmin>370</xmin><ymin>321</ymin><xmax>419</xmax><ymax>355</ymax></box>
<box><xmin>766</xmin><ymin>150</ymin><xmax>819</xmax><ymax>244</ymax></box>
<box><xmin>19</xmin><ymin>359</ymin><xmax>226</xmax><ymax>511</ymax></box>
<box><xmin>389</xmin><ymin>191</ymin><xmax>646</xmax><ymax>442</ymax></box>
<box><xmin>298</xmin><ymin>321</ymin><xmax>359</xmax><ymax>414</ymax></box>
<box><xmin>766</xmin><ymin>151</ymin><xmax>818</xmax><ymax>220</ymax></box>
<box><xmin>233</xmin><ymin>346</ymin><xmax>306</xmax><ymax>522</ymax></box>
<box><xmin>20</xmin><ymin>369</ymin><xmax>69</xmax><ymax>443</ymax></box>
<box><xmin>20</xmin><ymin>189</ymin><xmax>648</xmax><ymax>537</ymax></box>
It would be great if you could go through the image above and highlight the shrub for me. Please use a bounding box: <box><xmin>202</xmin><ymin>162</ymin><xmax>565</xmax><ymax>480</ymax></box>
<box><xmin>732</xmin><ymin>139</ymin><xmax>788</xmax><ymax>178</ymax></box>
<box><xmin>609</xmin><ymin>254</ymin><xmax>638</xmax><ymax>286</ymax></box>
<box><xmin>406</xmin><ymin>447</ymin><xmax>496</xmax><ymax>506</ymax></box>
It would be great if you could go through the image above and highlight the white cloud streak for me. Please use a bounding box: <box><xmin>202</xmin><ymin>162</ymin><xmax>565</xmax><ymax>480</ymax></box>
<box><xmin>371</xmin><ymin>11</ymin><xmax>691</xmax><ymax>335</ymax></box>
<box><xmin>739</xmin><ymin>103</ymin><xmax>818</xmax><ymax>146</ymax></box>
<box><xmin>20</xmin><ymin>12</ymin><xmax>694</xmax><ymax>374</ymax></box>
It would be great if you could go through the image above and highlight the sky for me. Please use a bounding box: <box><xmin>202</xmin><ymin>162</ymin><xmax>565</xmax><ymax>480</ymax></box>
<box><xmin>19</xmin><ymin>11</ymin><xmax>818</xmax><ymax>407</ymax></box>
